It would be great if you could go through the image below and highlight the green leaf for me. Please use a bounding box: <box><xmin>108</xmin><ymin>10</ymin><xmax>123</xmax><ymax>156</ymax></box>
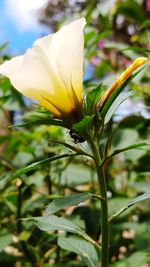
<box><xmin>60</xmin><ymin>163</ymin><xmax>97</xmax><ymax>186</ymax></box>
<box><xmin>128</xmin><ymin>192</ymin><xmax>150</xmax><ymax>207</ymax></box>
<box><xmin>104</xmin><ymin>91</ymin><xmax>131</xmax><ymax>124</ymax></box>
<box><xmin>109</xmin><ymin>192</ymin><xmax>150</xmax><ymax>223</ymax></box>
<box><xmin>58</xmin><ymin>236</ymin><xmax>99</xmax><ymax>267</ymax></box>
<box><xmin>0</xmin><ymin>173</ymin><xmax>13</xmax><ymax>190</ymax></box>
<box><xmin>0</xmin><ymin>234</ymin><xmax>12</xmax><ymax>252</ymax></box>
<box><xmin>107</xmin><ymin>140</ymin><xmax>150</xmax><ymax>160</ymax></box>
<box><xmin>98</xmin><ymin>31</ymin><xmax>111</xmax><ymax>40</ymax></box>
<box><xmin>0</xmin><ymin>42</ymin><xmax>9</xmax><ymax>52</ymax></box>
<box><xmin>32</xmin><ymin>213</ymin><xmax>99</xmax><ymax>251</ymax></box>
<box><xmin>108</xmin><ymin>198</ymin><xmax>131</xmax><ymax>218</ymax></box>
<box><xmin>119</xmin><ymin>115</ymin><xmax>146</xmax><ymax>129</ymax></box>
<box><xmin>72</xmin><ymin>116</ymin><xmax>94</xmax><ymax>137</ymax></box>
<box><xmin>116</xmin><ymin>0</ymin><xmax>145</xmax><ymax>24</ymax></box>
<box><xmin>0</xmin><ymin>154</ymin><xmax>76</xmax><ymax>190</ymax></box>
<box><xmin>111</xmin><ymin>251</ymin><xmax>150</xmax><ymax>267</ymax></box>
<box><xmin>35</xmin><ymin>215</ymin><xmax>84</xmax><ymax>235</ymax></box>
<box><xmin>45</xmin><ymin>192</ymin><xmax>93</xmax><ymax>216</ymax></box>
<box><xmin>12</xmin><ymin>154</ymin><xmax>75</xmax><ymax>178</ymax></box>
<box><xmin>11</xmin><ymin>118</ymin><xmax>66</xmax><ymax>128</ymax></box>
<box><xmin>123</xmin><ymin>46</ymin><xmax>150</xmax><ymax>53</ymax></box>
<box><xmin>86</xmin><ymin>84</ymin><xmax>104</xmax><ymax>115</ymax></box>
<box><xmin>126</xmin><ymin>251</ymin><xmax>150</xmax><ymax>266</ymax></box>
<box><xmin>131</xmin><ymin>180</ymin><xmax>150</xmax><ymax>193</ymax></box>
<box><xmin>140</xmin><ymin>19</ymin><xmax>150</xmax><ymax>30</ymax></box>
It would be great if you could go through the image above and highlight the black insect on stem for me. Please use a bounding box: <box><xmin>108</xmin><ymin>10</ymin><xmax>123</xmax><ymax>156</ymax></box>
<box><xmin>69</xmin><ymin>129</ymin><xmax>84</xmax><ymax>143</ymax></box>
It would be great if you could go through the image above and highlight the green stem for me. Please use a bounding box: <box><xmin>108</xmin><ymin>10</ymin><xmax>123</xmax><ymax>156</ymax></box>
<box><xmin>89</xmin><ymin>139</ymin><xmax>109</xmax><ymax>267</ymax></box>
<box><xmin>82</xmin><ymin>232</ymin><xmax>101</xmax><ymax>250</ymax></box>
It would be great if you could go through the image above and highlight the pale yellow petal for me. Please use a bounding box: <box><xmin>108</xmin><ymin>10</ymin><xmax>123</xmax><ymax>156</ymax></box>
<box><xmin>0</xmin><ymin>55</ymin><xmax>23</xmax><ymax>77</ymax></box>
<box><xmin>0</xmin><ymin>18</ymin><xmax>86</xmax><ymax>118</ymax></box>
<box><xmin>0</xmin><ymin>48</ymin><xmax>72</xmax><ymax>115</ymax></box>
<box><xmin>56</xmin><ymin>18</ymin><xmax>85</xmax><ymax>103</ymax></box>
<box><xmin>0</xmin><ymin>51</ymin><xmax>53</xmax><ymax>97</ymax></box>
<box><xmin>34</xmin><ymin>18</ymin><xmax>86</xmax><ymax>105</ymax></box>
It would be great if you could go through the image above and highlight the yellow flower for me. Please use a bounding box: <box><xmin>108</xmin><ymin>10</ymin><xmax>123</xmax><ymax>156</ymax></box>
<box><xmin>99</xmin><ymin>57</ymin><xmax>148</xmax><ymax>108</ymax></box>
<box><xmin>0</xmin><ymin>18</ymin><xmax>86</xmax><ymax>125</ymax></box>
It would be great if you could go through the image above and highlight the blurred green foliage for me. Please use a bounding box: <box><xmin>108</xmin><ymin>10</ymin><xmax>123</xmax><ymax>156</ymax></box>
<box><xmin>0</xmin><ymin>0</ymin><xmax>150</xmax><ymax>266</ymax></box>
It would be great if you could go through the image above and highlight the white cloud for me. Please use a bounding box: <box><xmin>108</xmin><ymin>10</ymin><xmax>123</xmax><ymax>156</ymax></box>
<box><xmin>5</xmin><ymin>0</ymin><xmax>48</xmax><ymax>31</ymax></box>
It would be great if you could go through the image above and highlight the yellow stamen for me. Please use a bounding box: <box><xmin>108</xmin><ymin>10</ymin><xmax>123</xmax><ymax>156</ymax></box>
<box><xmin>99</xmin><ymin>57</ymin><xmax>148</xmax><ymax>108</ymax></box>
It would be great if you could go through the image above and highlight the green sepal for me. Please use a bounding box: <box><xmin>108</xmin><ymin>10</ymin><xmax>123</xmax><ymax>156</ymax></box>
<box><xmin>85</xmin><ymin>83</ymin><xmax>104</xmax><ymax>115</ymax></box>
<box><xmin>72</xmin><ymin>115</ymin><xmax>94</xmax><ymax>138</ymax></box>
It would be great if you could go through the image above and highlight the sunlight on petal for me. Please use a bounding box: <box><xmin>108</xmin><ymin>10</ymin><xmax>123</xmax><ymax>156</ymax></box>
<box><xmin>0</xmin><ymin>18</ymin><xmax>86</xmax><ymax>123</ymax></box>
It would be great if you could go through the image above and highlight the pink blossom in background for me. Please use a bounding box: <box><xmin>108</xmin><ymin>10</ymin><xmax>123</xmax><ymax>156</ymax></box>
<box><xmin>146</xmin><ymin>0</ymin><xmax>150</xmax><ymax>11</ymax></box>
<box><xmin>98</xmin><ymin>39</ymin><xmax>105</xmax><ymax>49</ymax></box>
<box><xmin>90</xmin><ymin>57</ymin><xmax>101</xmax><ymax>66</ymax></box>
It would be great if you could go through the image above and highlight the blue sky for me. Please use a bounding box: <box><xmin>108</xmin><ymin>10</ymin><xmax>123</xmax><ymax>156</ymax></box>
<box><xmin>0</xmin><ymin>0</ymin><xmax>49</xmax><ymax>54</ymax></box>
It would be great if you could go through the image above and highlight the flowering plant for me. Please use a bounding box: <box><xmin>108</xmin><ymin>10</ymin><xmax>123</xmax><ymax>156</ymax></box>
<box><xmin>0</xmin><ymin>18</ymin><xmax>149</xmax><ymax>267</ymax></box>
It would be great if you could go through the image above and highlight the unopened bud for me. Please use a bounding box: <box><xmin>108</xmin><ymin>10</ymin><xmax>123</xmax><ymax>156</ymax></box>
<box><xmin>99</xmin><ymin>57</ymin><xmax>148</xmax><ymax>108</ymax></box>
